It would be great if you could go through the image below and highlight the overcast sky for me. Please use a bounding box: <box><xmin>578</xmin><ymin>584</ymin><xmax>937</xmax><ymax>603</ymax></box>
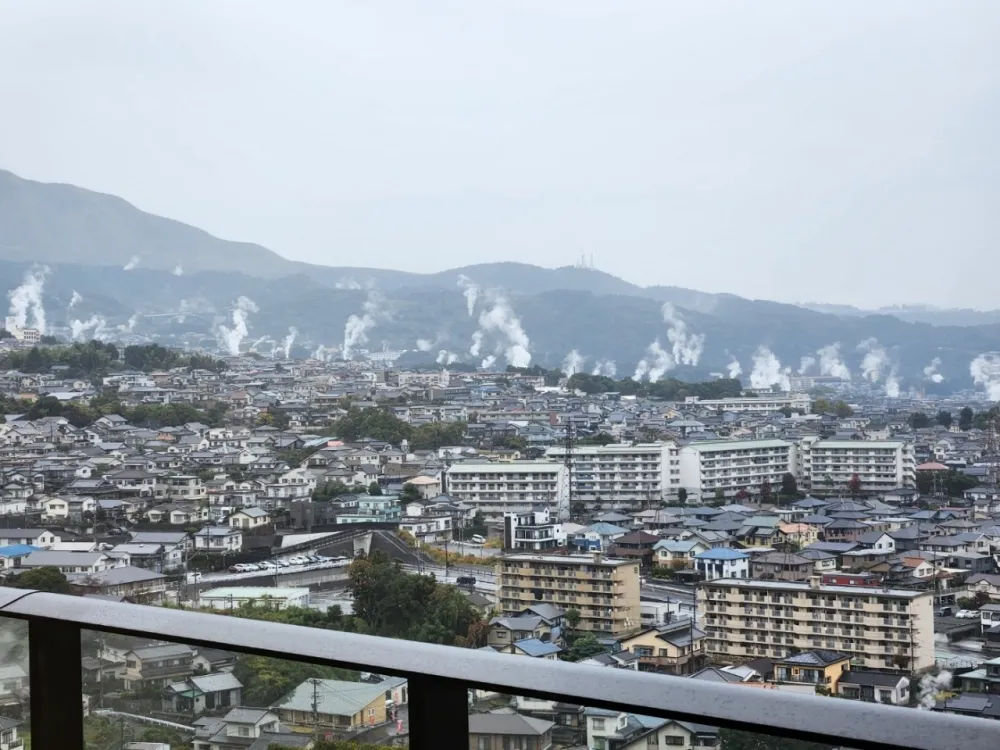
<box><xmin>1</xmin><ymin>1</ymin><xmax>997</xmax><ymax>309</ymax></box>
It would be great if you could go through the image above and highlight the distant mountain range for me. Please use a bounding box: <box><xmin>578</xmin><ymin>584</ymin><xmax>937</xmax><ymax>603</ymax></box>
<box><xmin>1</xmin><ymin>168</ymin><xmax>998</xmax><ymax>394</ymax></box>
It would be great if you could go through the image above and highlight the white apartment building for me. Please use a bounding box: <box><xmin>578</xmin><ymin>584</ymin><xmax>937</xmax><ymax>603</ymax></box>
<box><xmin>683</xmin><ymin>394</ymin><xmax>811</xmax><ymax>414</ymax></box>
<box><xmin>445</xmin><ymin>461</ymin><xmax>569</xmax><ymax>521</ymax></box>
<box><xmin>544</xmin><ymin>442</ymin><xmax>680</xmax><ymax>504</ymax></box>
<box><xmin>698</xmin><ymin>578</ymin><xmax>934</xmax><ymax>672</ymax></box>
<box><xmin>677</xmin><ymin>439</ymin><xmax>796</xmax><ymax>502</ymax></box>
<box><xmin>800</xmin><ymin>438</ymin><xmax>915</xmax><ymax>494</ymax></box>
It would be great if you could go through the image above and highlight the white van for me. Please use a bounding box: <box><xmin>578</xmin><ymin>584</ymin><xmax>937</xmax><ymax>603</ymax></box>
<box><xmin>470</xmin><ymin>534</ymin><xmax>486</xmax><ymax>545</ymax></box>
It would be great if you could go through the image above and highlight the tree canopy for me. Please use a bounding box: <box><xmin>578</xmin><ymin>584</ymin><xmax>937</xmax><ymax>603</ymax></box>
<box><xmin>565</xmin><ymin>373</ymin><xmax>742</xmax><ymax>400</ymax></box>
<box><xmin>0</xmin><ymin>341</ymin><xmax>225</xmax><ymax>378</ymax></box>
<box><xmin>9</xmin><ymin>566</ymin><xmax>73</xmax><ymax>593</ymax></box>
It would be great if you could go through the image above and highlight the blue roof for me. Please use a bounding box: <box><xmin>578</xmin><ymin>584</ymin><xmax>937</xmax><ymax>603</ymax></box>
<box><xmin>583</xmin><ymin>522</ymin><xmax>629</xmax><ymax>535</ymax></box>
<box><xmin>0</xmin><ymin>544</ymin><xmax>38</xmax><ymax>558</ymax></box>
<box><xmin>512</xmin><ymin>638</ymin><xmax>562</xmax><ymax>657</ymax></box>
<box><xmin>694</xmin><ymin>547</ymin><xmax>749</xmax><ymax>561</ymax></box>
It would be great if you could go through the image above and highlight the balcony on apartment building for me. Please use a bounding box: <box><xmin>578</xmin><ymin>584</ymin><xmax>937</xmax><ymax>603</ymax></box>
<box><xmin>0</xmin><ymin>588</ymin><xmax>990</xmax><ymax>750</ymax></box>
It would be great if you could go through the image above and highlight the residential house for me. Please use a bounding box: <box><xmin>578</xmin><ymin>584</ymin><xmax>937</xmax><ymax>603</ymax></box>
<box><xmin>693</xmin><ymin>548</ymin><xmax>749</xmax><ymax>581</ymax></box>
<box><xmin>619</xmin><ymin>620</ymin><xmax>706</xmax><ymax>675</ymax></box>
<box><xmin>468</xmin><ymin>714</ymin><xmax>554</xmax><ymax>750</ymax></box>
<box><xmin>191</xmin><ymin>707</ymin><xmax>283</xmax><ymax>750</ymax></box>
<box><xmin>227</xmin><ymin>508</ymin><xmax>272</xmax><ymax>530</ymax></box>
<box><xmin>653</xmin><ymin>539</ymin><xmax>707</xmax><ymax>567</ymax></box>
<box><xmin>124</xmin><ymin>644</ymin><xmax>196</xmax><ymax>689</ymax></box>
<box><xmin>271</xmin><ymin>677</ymin><xmax>407</xmax><ymax>733</ymax></box>
<box><xmin>71</xmin><ymin>566</ymin><xmax>170</xmax><ymax>605</ymax></box>
<box><xmin>0</xmin><ymin>717</ymin><xmax>23</xmax><ymax>750</ymax></box>
<box><xmin>750</xmin><ymin>552</ymin><xmax>813</xmax><ymax>582</ymax></box>
<box><xmin>772</xmin><ymin>650</ymin><xmax>851</xmax><ymax>693</ymax></box>
<box><xmin>0</xmin><ymin>666</ymin><xmax>27</xmax><ymax>707</ymax></box>
<box><xmin>584</xmin><ymin>709</ymin><xmax>718</xmax><ymax>750</ymax></box>
<box><xmin>163</xmin><ymin>672</ymin><xmax>244</xmax><ymax>715</ymax></box>
<box><xmin>20</xmin><ymin>550</ymin><xmax>116</xmax><ymax>575</ymax></box>
<box><xmin>837</xmin><ymin>671</ymin><xmax>910</xmax><ymax>704</ymax></box>
<box><xmin>193</xmin><ymin>527</ymin><xmax>243</xmax><ymax>554</ymax></box>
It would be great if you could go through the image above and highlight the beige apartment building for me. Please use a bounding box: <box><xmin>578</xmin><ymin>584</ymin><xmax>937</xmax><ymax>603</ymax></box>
<box><xmin>497</xmin><ymin>553</ymin><xmax>641</xmax><ymax>636</ymax></box>
<box><xmin>697</xmin><ymin>578</ymin><xmax>934</xmax><ymax>672</ymax></box>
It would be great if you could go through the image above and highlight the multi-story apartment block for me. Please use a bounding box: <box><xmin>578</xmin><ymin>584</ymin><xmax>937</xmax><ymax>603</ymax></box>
<box><xmin>503</xmin><ymin>509</ymin><xmax>563</xmax><ymax>552</ymax></box>
<box><xmin>800</xmin><ymin>438</ymin><xmax>915</xmax><ymax>494</ymax></box>
<box><xmin>446</xmin><ymin>461</ymin><xmax>568</xmax><ymax>521</ymax></box>
<box><xmin>697</xmin><ymin>578</ymin><xmax>934</xmax><ymax>671</ymax></box>
<box><xmin>682</xmin><ymin>394</ymin><xmax>811</xmax><ymax>414</ymax></box>
<box><xmin>677</xmin><ymin>439</ymin><xmax>796</xmax><ymax>501</ymax></box>
<box><xmin>497</xmin><ymin>553</ymin><xmax>641</xmax><ymax>636</ymax></box>
<box><xmin>545</xmin><ymin>442</ymin><xmax>681</xmax><ymax>504</ymax></box>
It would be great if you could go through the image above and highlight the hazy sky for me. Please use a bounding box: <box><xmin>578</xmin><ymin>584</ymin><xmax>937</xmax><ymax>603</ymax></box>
<box><xmin>1</xmin><ymin>1</ymin><xmax>997</xmax><ymax>308</ymax></box>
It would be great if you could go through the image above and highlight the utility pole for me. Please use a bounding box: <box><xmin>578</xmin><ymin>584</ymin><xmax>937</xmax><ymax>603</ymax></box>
<box><xmin>311</xmin><ymin>677</ymin><xmax>320</xmax><ymax>739</ymax></box>
<box><xmin>562</xmin><ymin>422</ymin><xmax>574</xmax><ymax>522</ymax></box>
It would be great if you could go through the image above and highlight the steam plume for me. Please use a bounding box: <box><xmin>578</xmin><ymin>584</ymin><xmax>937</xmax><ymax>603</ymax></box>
<box><xmin>216</xmin><ymin>296</ymin><xmax>259</xmax><ymax>356</ymax></box>
<box><xmin>123</xmin><ymin>255</ymin><xmax>141</xmax><ymax>271</ymax></box>
<box><xmin>457</xmin><ymin>275</ymin><xmax>480</xmax><ymax>317</ymax></box>
<box><xmin>916</xmin><ymin>670</ymin><xmax>952</xmax><ymax>710</ymax></box>
<box><xmin>416</xmin><ymin>338</ymin><xmax>434</xmax><ymax>352</ymax></box>
<box><xmin>923</xmin><ymin>357</ymin><xmax>944</xmax><ymax>383</ymax></box>
<box><xmin>562</xmin><ymin>350</ymin><xmax>585</xmax><ymax>377</ymax></box>
<box><xmin>857</xmin><ymin>337</ymin><xmax>889</xmax><ymax>383</ymax></box>
<box><xmin>661</xmin><ymin>303</ymin><xmax>704</xmax><ymax>366</ymax></box>
<box><xmin>726</xmin><ymin>357</ymin><xmax>742</xmax><ymax>379</ymax></box>
<box><xmin>885</xmin><ymin>368</ymin><xmax>901</xmax><ymax>398</ymax></box>
<box><xmin>436</xmin><ymin>350</ymin><xmax>459</xmax><ymax>366</ymax></box>
<box><xmin>7</xmin><ymin>266</ymin><xmax>49</xmax><ymax>334</ymax></box>
<box><xmin>481</xmin><ymin>355</ymin><xmax>497</xmax><ymax>369</ymax></box>
<box><xmin>281</xmin><ymin>327</ymin><xmax>298</xmax><ymax>359</ymax></box>
<box><xmin>69</xmin><ymin>291</ymin><xmax>83</xmax><ymax>309</ymax></box>
<box><xmin>342</xmin><ymin>292</ymin><xmax>382</xmax><ymax>360</ymax></box>
<box><xmin>817</xmin><ymin>343</ymin><xmax>851</xmax><ymax>380</ymax></box>
<box><xmin>335</xmin><ymin>278</ymin><xmax>363</xmax><ymax>290</ymax></box>
<box><xmin>591</xmin><ymin>359</ymin><xmax>617</xmax><ymax>377</ymax></box>
<box><xmin>749</xmin><ymin>346</ymin><xmax>791</xmax><ymax>391</ymax></box>
<box><xmin>798</xmin><ymin>356</ymin><xmax>816</xmax><ymax>375</ymax></box>
<box><xmin>633</xmin><ymin>340</ymin><xmax>675</xmax><ymax>383</ymax></box>
<box><xmin>477</xmin><ymin>295</ymin><xmax>531</xmax><ymax>368</ymax></box>
<box><xmin>117</xmin><ymin>314</ymin><xmax>139</xmax><ymax>334</ymax></box>
<box><xmin>70</xmin><ymin>315</ymin><xmax>108</xmax><ymax>342</ymax></box>
<box><xmin>469</xmin><ymin>330</ymin><xmax>484</xmax><ymax>357</ymax></box>
<box><xmin>971</xmin><ymin>354</ymin><xmax>1000</xmax><ymax>401</ymax></box>
<box><xmin>173</xmin><ymin>263</ymin><xmax>184</xmax><ymax>276</ymax></box>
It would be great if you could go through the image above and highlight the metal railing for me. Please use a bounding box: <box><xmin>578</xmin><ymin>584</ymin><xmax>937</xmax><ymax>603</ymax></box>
<box><xmin>0</xmin><ymin>588</ymin><xmax>994</xmax><ymax>750</ymax></box>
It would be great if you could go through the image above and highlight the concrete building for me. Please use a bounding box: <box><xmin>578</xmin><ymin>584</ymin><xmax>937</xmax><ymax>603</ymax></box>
<box><xmin>446</xmin><ymin>461</ymin><xmax>569</xmax><ymax>521</ymax></box>
<box><xmin>544</xmin><ymin>442</ymin><xmax>681</xmax><ymax>504</ymax></box>
<box><xmin>677</xmin><ymin>439</ymin><xmax>796</xmax><ymax>501</ymax></box>
<box><xmin>799</xmin><ymin>438</ymin><xmax>915</xmax><ymax>494</ymax></box>
<box><xmin>693</xmin><ymin>548</ymin><xmax>750</xmax><ymax>581</ymax></box>
<box><xmin>682</xmin><ymin>394</ymin><xmax>811</xmax><ymax>414</ymax></box>
<box><xmin>697</xmin><ymin>578</ymin><xmax>934</xmax><ymax>671</ymax></box>
<box><xmin>198</xmin><ymin>587</ymin><xmax>310</xmax><ymax>610</ymax></box>
<box><xmin>503</xmin><ymin>508</ymin><xmax>563</xmax><ymax>552</ymax></box>
<box><xmin>497</xmin><ymin>553</ymin><xmax>641</xmax><ymax>636</ymax></box>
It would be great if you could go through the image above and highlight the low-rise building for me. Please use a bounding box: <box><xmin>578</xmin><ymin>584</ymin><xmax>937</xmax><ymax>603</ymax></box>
<box><xmin>619</xmin><ymin>619</ymin><xmax>706</xmax><ymax>675</ymax></box>
<box><xmin>272</xmin><ymin>677</ymin><xmax>407</xmax><ymax>733</ymax></box>
<box><xmin>124</xmin><ymin>644</ymin><xmax>196</xmax><ymax>690</ymax></box>
<box><xmin>198</xmin><ymin>587</ymin><xmax>310</xmax><ymax>610</ymax></box>
<box><xmin>469</xmin><ymin>714</ymin><xmax>555</xmax><ymax>750</ymax></box>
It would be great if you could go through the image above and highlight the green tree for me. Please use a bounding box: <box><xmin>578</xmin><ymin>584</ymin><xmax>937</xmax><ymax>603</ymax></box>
<box><xmin>719</xmin><ymin>729</ymin><xmax>831</xmax><ymax>750</ymax></box>
<box><xmin>833</xmin><ymin>400</ymin><xmax>854</xmax><ymax>418</ymax></box>
<box><xmin>915</xmin><ymin>471</ymin><xmax>934</xmax><ymax>495</ymax></box>
<box><xmin>936</xmin><ymin>410</ymin><xmax>954</xmax><ymax>428</ymax></box>
<box><xmin>677</xmin><ymin>487</ymin><xmax>688</xmax><ymax>504</ymax></box>
<box><xmin>234</xmin><ymin>655</ymin><xmax>357</xmax><ymax>706</ymax></box>
<box><xmin>335</xmin><ymin>407</ymin><xmax>411</xmax><ymax>443</ymax></box>
<box><xmin>847</xmin><ymin>473</ymin><xmax>862</xmax><ymax>497</ymax></box>
<box><xmin>959</xmin><ymin>406</ymin><xmax>975</xmax><ymax>431</ymax></box>
<box><xmin>908</xmin><ymin>411</ymin><xmax>931</xmax><ymax>429</ymax></box>
<box><xmin>565</xmin><ymin>633</ymin><xmax>608</xmax><ymax>662</ymax></box>
<box><xmin>400</xmin><ymin>483</ymin><xmax>421</xmax><ymax>502</ymax></box>
<box><xmin>780</xmin><ymin>472</ymin><xmax>798</xmax><ymax>499</ymax></box>
<box><xmin>713</xmin><ymin>487</ymin><xmax>726</xmax><ymax>506</ymax></box>
<box><xmin>10</xmin><ymin>566</ymin><xmax>73</xmax><ymax>593</ymax></box>
<box><xmin>367</xmin><ymin>481</ymin><xmax>383</xmax><ymax>496</ymax></box>
<box><xmin>759</xmin><ymin>479</ymin><xmax>773</xmax><ymax>504</ymax></box>
<box><xmin>313</xmin><ymin>481</ymin><xmax>354</xmax><ymax>501</ymax></box>
<box><xmin>411</xmin><ymin>421</ymin><xmax>467</xmax><ymax>450</ymax></box>
<box><xmin>564</xmin><ymin>609</ymin><xmax>581</xmax><ymax>633</ymax></box>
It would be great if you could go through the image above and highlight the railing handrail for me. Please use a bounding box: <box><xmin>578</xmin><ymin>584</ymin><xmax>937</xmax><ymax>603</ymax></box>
<box><xmin>0</xmin><ymin>588</ymin><xmax>992</xmax><ymax>750</ymax></box>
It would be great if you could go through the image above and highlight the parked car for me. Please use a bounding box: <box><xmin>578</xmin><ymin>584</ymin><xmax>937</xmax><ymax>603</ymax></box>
<box><xmin>956</xmin><ymin>610</ymin><xmax>979</xmax><ymax>619</ymax></box>
<box><xmin>456</xmin><ymin>576</ymin><xmax>477</xmax><ymax>586</ymax></box>
<box><xmin>228</xmin><ymin>565</ymin><xmax>245</xmax><ymax>573</ymax></box>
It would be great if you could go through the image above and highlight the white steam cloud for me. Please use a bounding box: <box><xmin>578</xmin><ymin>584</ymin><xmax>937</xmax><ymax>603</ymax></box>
<box><xmin>749</xmin><ymin>346</ymin><xmax>791</xmax><ymax>391</ymax></box>
<box><xmin>173</xmin><ymin>263</ymin><xmax>184</xmax><ymax>276</ymax></box>
<box><xmin>661</xmin><ymin>303</ymin><xmax>704</xmax><ymax>366</ymax></box>
<box><xmin>69</xmin><ymin>291</ymin><xmax>83</xmax><ymax>309</ymax></box>
<box><xmin>562</xmin><ymin>349</ymin><xmax>585</xmax><ymax>377</ymax></box>
<box><xmin>817</xmin><ymin>343</ymin><xmax>851</xmax><ymax>380</ymax></box>
<box><xmin>117</xmin><ymin>314</ymin><xmax>139</xmax><ymax>334</ymax></box>
<box><xmin>436</xmin><ymin>350</ymin><xmax>459</xmax><ymax>366</ymax></box>
<box><xmin>633</xmin><ymin>340</ymin><xmax>674</xmax><ymax>383</ymax></box>
<box><xmin>726</xmin><ymin>357</ymin><xmax>743</xmax><ymax>379</ymax></box>
<box><xmin>477</xmin><ymin>295</ymin><xmax>531</xmax><ymax>368</ymax></box>
<box><xmin>916</xmin><ymin>670</ymin><xmax>952</xmax><ymax>710</ymax></box>
<box><xmin>123</xmin><ymin>255</ymin><xmax>141</xmax><ymax>271</ymax></box>
<box><xmin>923</xmin><ymin>357</ymin><xmax>944</xmax><ymax>383</ymax></box>
<box><xmin>70</xmin><ymin>315</ymin><xmax>108</xmax><ymax>342</ymax></box>
<box><xmin>457</xmin><ymin>275</ymin><xmax>480</xmax><ymax>317</ymax></box>
<box><xmin>416</xmin><ymin>338</ymin><xmax>434</xmax><ymax>352</ymax></box>
<box><xmin>7</xmin><ymin>266</ymin><xmax>49</xmax><ymax>334</ymax></box>
<box><xmin>798</xmin><ymin>356</ymin><xmax>816</xmax><ymax>375</ymax></box>
<box><xmin>857</xmin><ymin>337</ymin><xmax>889</xmax><ymax>383</ymax></box>
<box><xmin>971</xmin><ymin>353</ymin><xmax>1000</xmax><ymax>401</ymax></box>
<box><xmin>216</xmin><ymin>296</ymin><xmax>259</xmax><ymax>356</ymax></box>
<box><xmin>481</xmin><ymin>355</ymin><xmax>497</xmax><ymax>370</ymax></box>
<box><xmin>885</xmin><ymin>369</ymin><xmax>901</xmax><ymax>398</ymax></box>
<box><xmin>334</xmin><ymin>278</ymin><xmax>364</xmax><ymax>290</ymax></box>
<box><xmin>469</xmin><ymin>330</ymin><xmax>484</xmax><ymax>357</ymax></box>
<box><xmin>342</xmin><ymin>292</ymin><xmax>382</xmax><ymax>360</ymax></box>
<box><xmin>591</xmin><ymin>359</ymin><xmax>617</xmax><ymax>377</ymax></box>
<box><xmin>280</xmin><ymin>327</ymin><xmax>298</xmax><ymax>359</ymax></box>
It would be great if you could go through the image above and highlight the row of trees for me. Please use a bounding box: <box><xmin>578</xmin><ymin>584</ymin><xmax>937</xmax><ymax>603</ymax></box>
<box><xmin>564</xmin><ymin>373</ymin><xmax>743</xmax><ymax>400</ymax></box>
<box><xmin>909</xmin><ymin>406</ymin><xmax>998</xmax><ymax>432</ymax></box>
<box><xmin>19</xmin><ymin>393</ymin><xmax>230</xmax><ymax>429</ymax></box>
<box><xmin>334</xmin><ymin>406</ymin><xmax>466</xmax><ymax>448</ymax></box>
<box><xmin>1</xmin><ymin>341</ymin><xmax>226</xmax><ymax>377</ymax></box>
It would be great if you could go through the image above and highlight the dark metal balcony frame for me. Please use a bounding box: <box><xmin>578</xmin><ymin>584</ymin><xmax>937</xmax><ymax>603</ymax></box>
<box><xmin>0</xmin><ymin>589</ymin><xmax>992</xmax><ymax>750</ymax></box>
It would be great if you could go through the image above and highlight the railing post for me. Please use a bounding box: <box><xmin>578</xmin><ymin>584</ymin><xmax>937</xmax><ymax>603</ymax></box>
<box><xmin>29</xmin><ymin>619</ymin><xmax>84</xmax><ymax>750</ymax></box>
<box><xmin>408</xmin><ymin>675</ymin><xmax>468</xmax><ymax>750</ymax></box>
